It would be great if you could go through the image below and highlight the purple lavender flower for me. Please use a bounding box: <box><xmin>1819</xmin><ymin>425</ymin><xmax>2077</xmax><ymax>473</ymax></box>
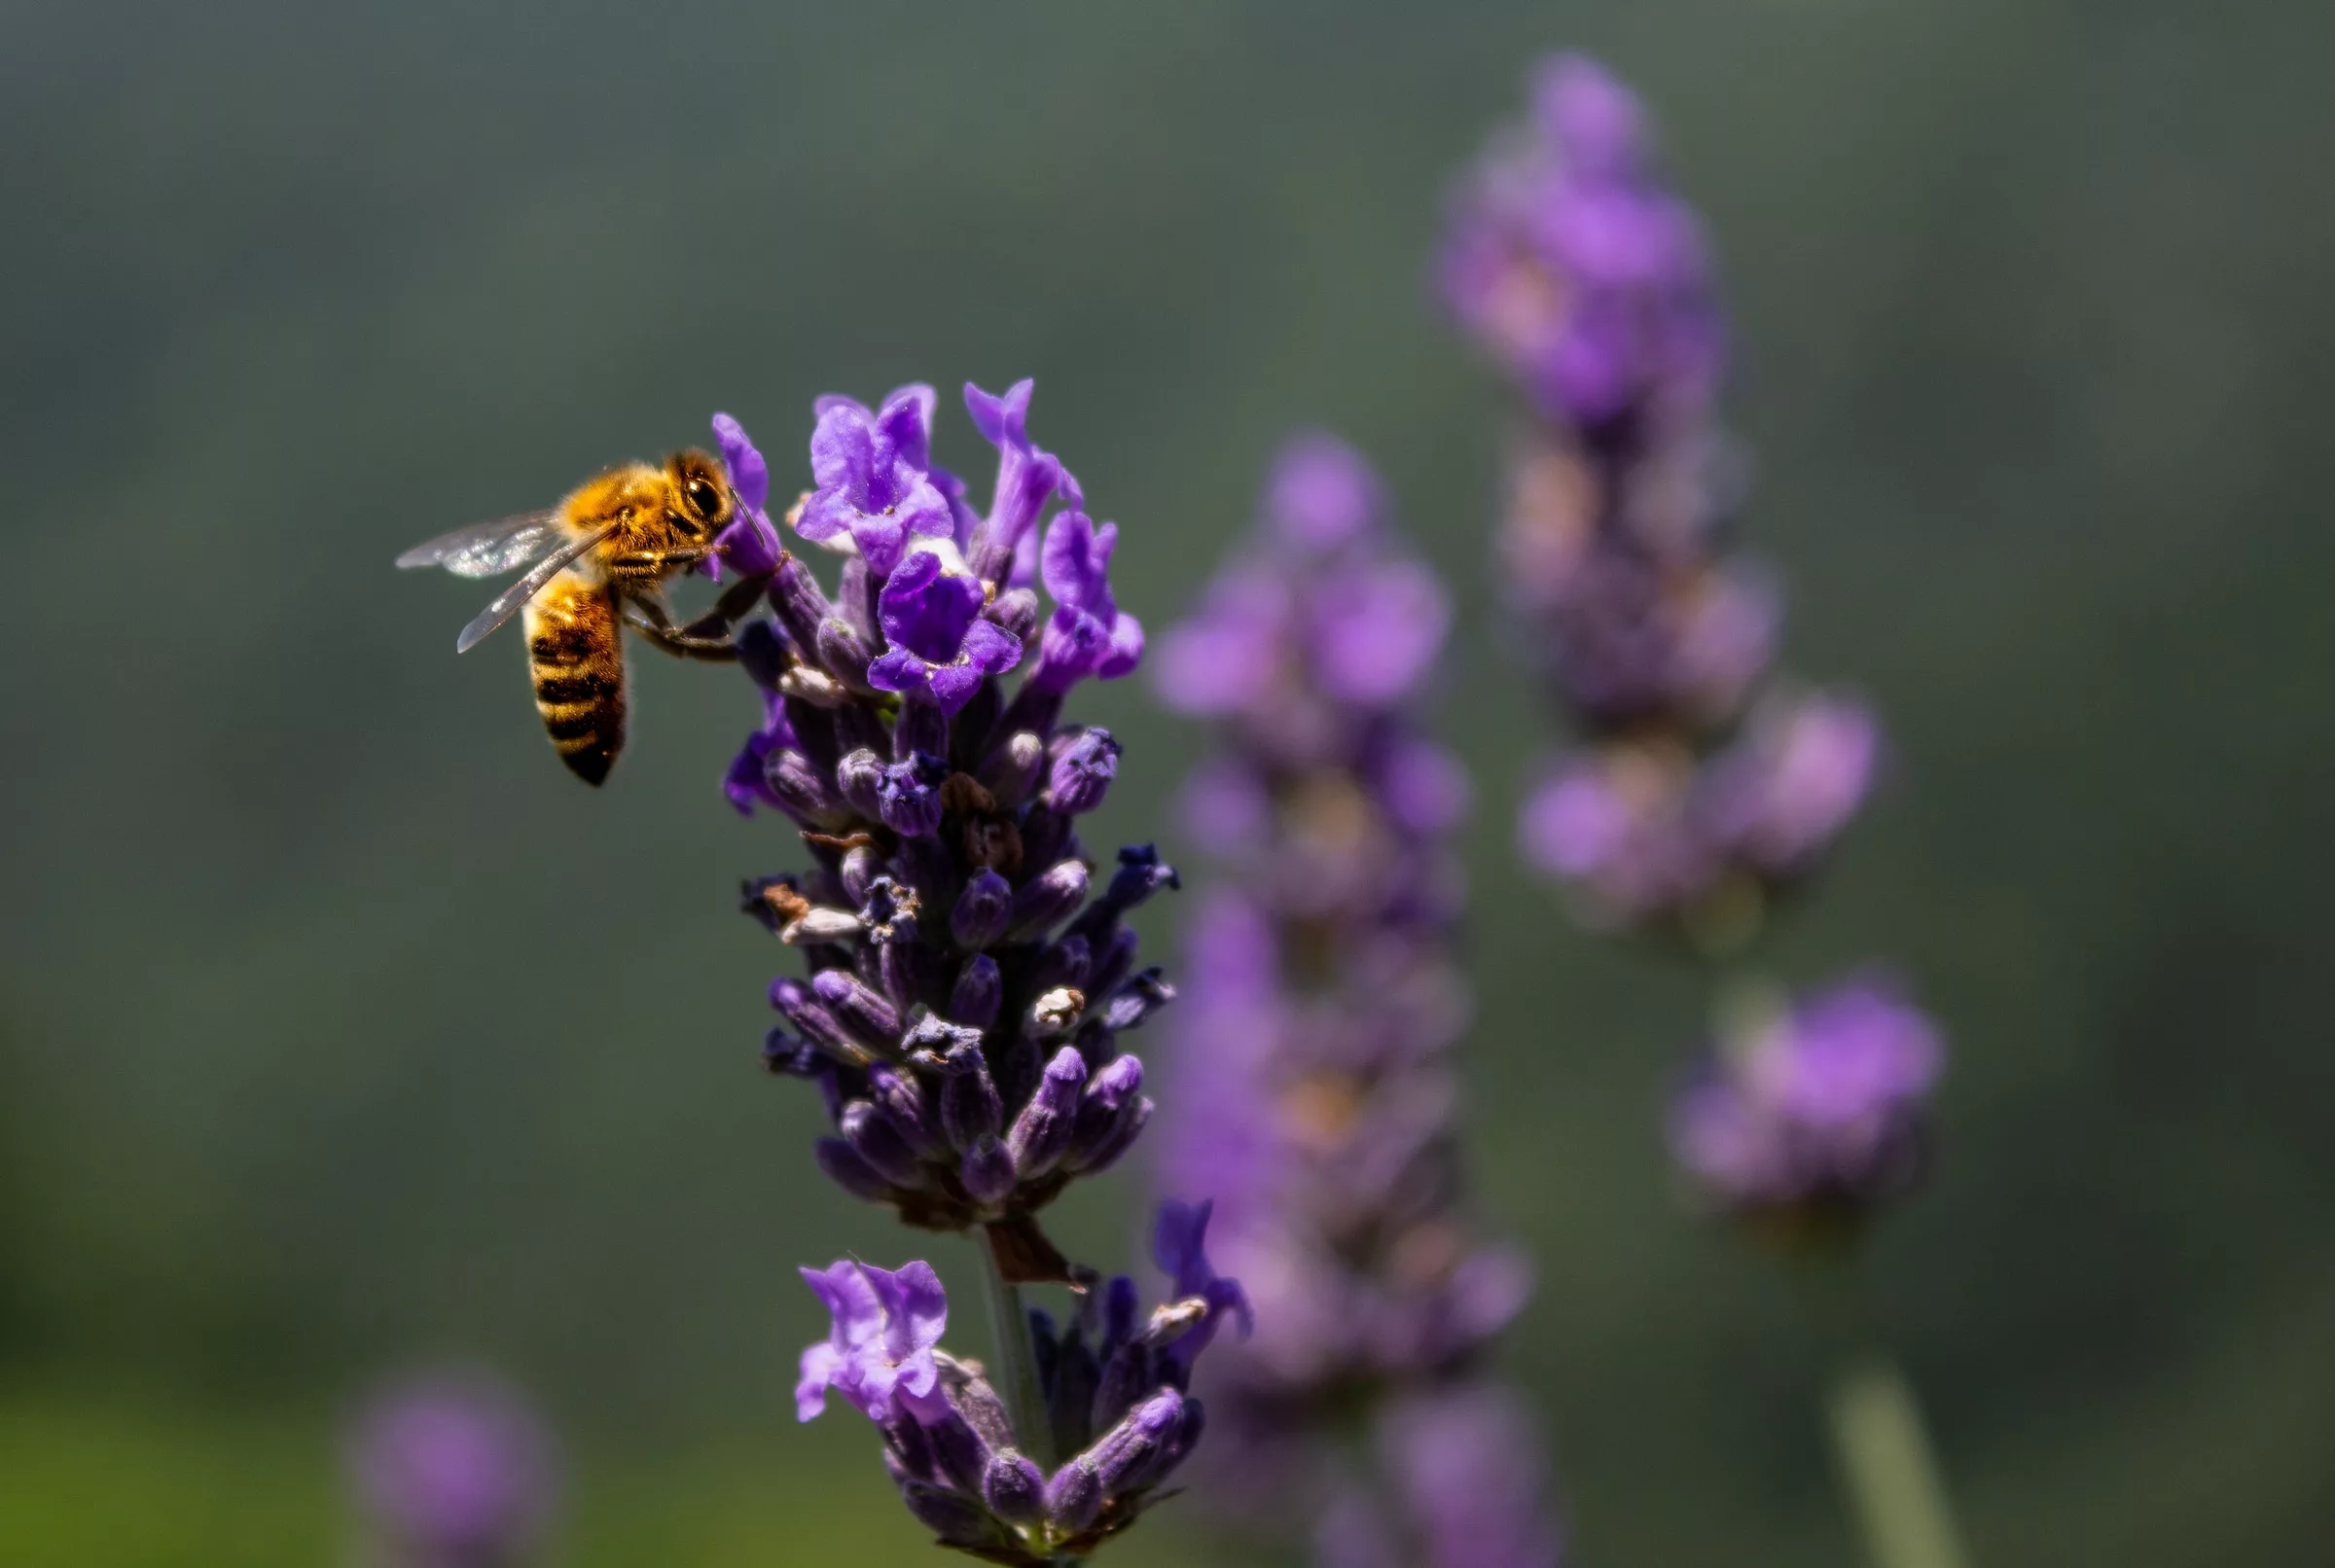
<box><xmin>1669</xmin><ymin>974</ymin><xmax>1945</xmax><ymax>1238</ymax></box>
<box><xmin>797</xmin><ymin>1259</ymin><xmax>951</xmax><ymax>1423</ymax></box>
<box><xmin>794</xmin><ymin>384</ymin><xmax>953</xmax><ymax>575</ymax></box>
<box><xmin>796</xmin><ymin>1217</ymin><xmax>1242</xmax><ymax>1564</ymax></box>
<box><xmin>1444</xmin><ymin>57</ymin><xmax>1880</xmax><ymax>942</ymax></box>
<box><xmin>868</xmin><ymin>544</ymin><xmax>1025</xmax><ymax>712</ymax></box>
<box><xmin>1154</xmin><ymin>434</ymin><xmax>1559</xmax><ymax>1564</ymax></box>
<box><xmin>347</xmin><ymin>1372</ymin><xmax>558</xmax><ymax>1568</ymax></box>
<box><xmin>715</xmin><ymin>380</ymin><xmax>1175</xmax><ymax>1264</ymax></box>
<box><xmin>1440</xmin><ymin>53</ymin><xmax>1724</xmax><ymax>429</ymax></box>
<box><xmin>706</xmin><ymin>411</ymin><xmax>784</xmax><ymax>579</ymax></box>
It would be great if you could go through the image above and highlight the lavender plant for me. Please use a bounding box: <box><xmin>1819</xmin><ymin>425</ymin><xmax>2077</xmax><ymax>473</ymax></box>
<box><xmin>1151</xmin><ymin>435</ymin><xmax>1563</xmax><ymax>1568</ymax></box>
<box><xmin>347</xmin><ymin>1372</ymin><xmax>558</xmax><ymax>1568</ymax></box>
<box><xmin>709</xmin><ymin>380</ymin><xmax>1245</xmax><ymax>1563</ymax></box>
<box><xmin>1441</xmin><ymin>55</ymin><xmax>1965</xmax><ymax>1568</ymax></box>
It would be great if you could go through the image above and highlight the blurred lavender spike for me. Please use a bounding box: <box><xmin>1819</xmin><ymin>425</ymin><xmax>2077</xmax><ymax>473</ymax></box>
<box><xmin>1152</xmin><ymin>434</ymin><xmax>1563</xmax><ymax>1565</ymax></box>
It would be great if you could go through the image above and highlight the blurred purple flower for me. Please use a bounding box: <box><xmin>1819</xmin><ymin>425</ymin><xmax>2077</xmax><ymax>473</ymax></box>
<box><xmin>1155</xmin><ymin>433</ymin><xmax>1559</xmax><ymax>1560</ymax></box>
<box><xmin>348</xmin><ymin>1372</ymin><xmax>557</xmax><ymax>1568</ymax></box>
<box><xmin>1669</xmin><ymin>974</ymin><xmax>1944</xmax><ymax>1229</ymax></box>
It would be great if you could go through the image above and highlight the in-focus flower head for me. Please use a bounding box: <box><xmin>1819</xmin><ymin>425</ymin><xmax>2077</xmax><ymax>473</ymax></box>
<box><xmin>727</xmin><ymin>376</ymin><xmax>1175</xmax><ymax>1266</ymax></box>
<box><xmin>797</xmin><ymin>1222</ymin><xmax>1240</xmax><ymax>1564</ymax></box>
<box><xmin>796</xmin><ymin>1258</ymin><xmax>951</xmax><ymax>1423</ymax></box>
<box><xmin>1669</xmin><ymin>973</ymin><xmax>1944</xmax><ymax>1238</ymax></box>
<box><xmin>347</xmin><ymin>1371</ymin><xmax>558</xmax><ymax>1568</ymax></box>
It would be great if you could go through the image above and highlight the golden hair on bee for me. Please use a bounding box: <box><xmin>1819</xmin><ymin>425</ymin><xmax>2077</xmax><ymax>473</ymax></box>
<box><xmin>395</xmin><ymin>446</ymin><xmax>745</xmax><ymax>785</ymax></box>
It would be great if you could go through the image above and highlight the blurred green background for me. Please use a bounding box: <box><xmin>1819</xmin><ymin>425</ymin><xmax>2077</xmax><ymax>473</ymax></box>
<box><xmin>4</xmin><ymin>0</ymin><xmax>2331</xmax><ymax>1562</ymax></box>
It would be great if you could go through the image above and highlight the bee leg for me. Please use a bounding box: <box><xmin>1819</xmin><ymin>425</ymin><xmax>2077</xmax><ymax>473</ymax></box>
<box><xmin>622</xmin><ymin>594</ymin><xmax>739</xmax><ymax>662</ymax></box>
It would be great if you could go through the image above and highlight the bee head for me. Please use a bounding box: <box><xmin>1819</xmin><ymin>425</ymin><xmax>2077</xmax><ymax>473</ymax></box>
<box><xmin>666</xmin><ymin>448</ymin><xmax>736</xmax><ymax>537</ymax></box>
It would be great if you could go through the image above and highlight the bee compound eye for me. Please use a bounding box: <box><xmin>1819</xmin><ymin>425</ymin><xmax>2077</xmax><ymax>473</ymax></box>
<box><xmin>685</xmin><ymin>476</ymin><xmax>723</xmax><ymax>521</ymax></box>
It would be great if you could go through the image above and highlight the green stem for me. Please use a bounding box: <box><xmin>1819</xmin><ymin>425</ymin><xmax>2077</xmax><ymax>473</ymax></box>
<box><xmin>1825</xmin><ymin>1352</ymin><xmax>1972</xmax><ymax>1568</ymax></box>
<box><xmin>976</xmin><ymin>1228</ymin><xmax>1055</xmax><ymax>1472</ymax></box>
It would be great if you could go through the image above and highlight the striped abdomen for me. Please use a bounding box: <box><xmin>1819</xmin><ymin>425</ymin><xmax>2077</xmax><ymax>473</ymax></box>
<box><xmin>523</xmin><ymin>575</ymin><xmax>627</xmax><ymax>785</ymax></box>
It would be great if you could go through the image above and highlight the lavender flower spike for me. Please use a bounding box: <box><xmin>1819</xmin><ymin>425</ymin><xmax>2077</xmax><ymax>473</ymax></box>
<box><xmin>797</xmin><ymin>1222</ymin><xmax>1240</xmax><ymax>1564</ymax></box>
<box><xmin>1442</xmin><ymin>55</ymin><xmax>1878</xmax><ymax>943</ymax></box>
<box><xmin>1154</xmin><ymin>433</ymin><xmax>1561</xmax><ymax>1564</ymax></box>
<box><xmin>730</xmin><ymin>378</ymin><xmax>1175</xmax><ymax>1269</ymax></box>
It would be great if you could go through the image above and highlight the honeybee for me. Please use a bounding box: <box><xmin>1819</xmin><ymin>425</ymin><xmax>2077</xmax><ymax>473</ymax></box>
<box><xmin>397</xmin><ymin>450</ymin><xmax>745</xmax><ymax>784</ymax></box>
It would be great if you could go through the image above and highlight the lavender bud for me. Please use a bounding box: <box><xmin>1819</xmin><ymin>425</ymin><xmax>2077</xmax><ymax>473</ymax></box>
<box><xmin>779</xmin><ymin>665</ymin><xmax>850</xmax><ymax>708</ymax></box>
<box><xmin>1102</xmin><ymin>843</ymin><xmax>1180</xmax><ymax>913</ymax></box>
<box><xmin>836</xmin><ymin>748</ymin><xmax>885</xmax><ymax>817</ymax></box>
<box><xmin>813</xmin><ymin>1137</ymin><xmax>896</xmax><ymax>1202</ymax></box>
<box><xmin>812</xmin><ymin>968</ymin><xmax>901</xmax><ymax>1049</ymax></box>
<box><xmin>1101</xmin><ymin>970</ymin><xmax>1174</xmax><ymax>1033</ymax></box>
<box><xmin>1077</xmin><ymin>1093</ymin><xmax>1152</xmax><ymax>1175</ymax></box>
<box><xmin>894</xmin><ymin>1482</ymin><xmax>994</xmax><ymax>1549</ymax></box>
<box><xmin>1100</xmin><ymin>1275</ymin><xmax>1139</xmax><ymax>1351</ymax></box>
<box><xmin>949</xmin><ymin>954</ymin><xmax>1003</xmax><ymax>1029</ymax></box>
<box><xmin>1084</xmin><ymin>1390</ymin><xmax>1185</xmax><ymax>1493</ymax></box>
<box><xmin>895</xmin><ymin>689</ymin><xmax>949</xmax><ymax>761</ymax></box>
<box><xmin>985</xmin><ymin>587</ymin><xmax>1041</xmax><ymax>642</ymax></box>
<box><xmin>981</xmin><ymin>1454</ymin><xmax>1045</xmax><ymax>1526</ymax></box>
<box><xmin>769</xmin><ymin>553</ymin><xmax>832</xmax><ymax>651</ymax></box>
<box><xmin>1008</xmin><ymin>859</ymin><xmax>1089</xmax><ymax>943</ymax></box>
<box><xmin>951</xmin><ymin>871</ymin><xmax>1013</xmax><ymax>949</ymax></box>
<box><xmin>878</xmin><ymin>755</ymin><xmax>948</xmax><ymax>837</ymax></box>
<box><xmin>922</xmin><ymin>1408</ymin><xmax>992</xmax><ymax>1496</ymax></box>
<box><xmin>879</xmin><ymin>937</ymin><xmax>945</xmax><ymax>1017</ymax></box>
<box><xmin>737</xmin><ymin>617</ymin><xmax>790</xmax><ymax>688</ymax></box>
<box><xmin>761</xmin><ymin>1027</ymin><xmax>812</xmax><ymax>1077</ymax></box>
<box><xmin>1006</xmin><ymin>1047</ymin><xmax>1086</xmax><ymax>1177</ymax></box>
<box><xmin>1047</xmin><ymin>728</ymin><xmax>1121</xmax><ymax>816</ymax></box>
<box><xmin>981</xmin><ymin>731</ymin><xmax>1047</xmax><ymax>808</ymax></box>
<box><xmin>769</xmin><ymin>978</ymin><xmax>860</xmax><ymax>1062</ymax></box>
<box><xmin>959</xmin><ymin>1133</ymin><xmax>1018</xmax><ymax>1206</ymax></box>
<box><xmin>866</xmin><ymin>1063</ymin><xmax>945</xmax><ymax>1158</ymax></box>
<box><xmin>1043</xmin><ymin>1461</ymin><xmax>1102</xmax><ymax>1534</ymax></box>
<box><xmin>938</xmin><ymin>1044</ymin><xmax>1004</xmax><ymax>1151</ymax></box>
<box><xmin>1094</xmin><ymin>1342</ymin><xmax>1153</xmax><ymax>1433</ymax></box>
<box><xmin>1086</xmin><ymin>928</ymin><xmax>1141</xmax><ymax>1003</ymax></box>
<box><xmin>814</xmin><ymin>617</ymin><xmax>875</xmax><ymax>684</ymax></box>
<box><xmin>839</xmin><ymin>844</ymin><xmax>881</xmax><ymax>907</ymax></box>
<box><xmin>763</xmin><ymin>749</ymin><xmax>844</xmax><ymax>829</ymax></box>
<box><xmin>1050</xmin><ymin>1331</ymin><xmax>1100</xmax><ymax>1460</ymax></box>
<box><xmin>840</xmin><ymin>1100</ymin><xmax>926</xmax><ymax>1189</ymax></box>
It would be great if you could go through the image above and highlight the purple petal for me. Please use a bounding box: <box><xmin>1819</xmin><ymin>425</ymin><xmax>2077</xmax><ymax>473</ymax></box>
<box><xmin>867</xmin><ymin>647</ymin><xmax>933</xmax><ymax>695</ymax></box>
<box><xmin>808</xmin><ymin>404</ymin><xmax>874</xmax><ymax>500</ymax></box>
<box><xmin>961</xmin><ymin>617</ymin><xmax>1024</xmax><ymax>677</ymax></box>
<box><xmin>964</xmin><ymin>377</ymin><xmax>1032</xmax><ymax>447</ymax></box>
<box><xmin>794</xmin><ymin>487</ymin><xmax>858</xmax><ymax>545</ymax></box>
<box><xmin>710</xmin><ymin>411</ymin><xmax>771</xmax><ymax>514</ymax></box>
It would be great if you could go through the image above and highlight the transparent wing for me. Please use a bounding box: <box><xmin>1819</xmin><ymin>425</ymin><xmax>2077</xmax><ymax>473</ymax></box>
<box><xmin>454</xmin><ymin>525</ymin><xmax>614</xmax><ymax>654</ymax></box>
<box><xmin>396</xmin><ymin>511</ymin><xmax>564</xmax><ymax>578</ymax></box>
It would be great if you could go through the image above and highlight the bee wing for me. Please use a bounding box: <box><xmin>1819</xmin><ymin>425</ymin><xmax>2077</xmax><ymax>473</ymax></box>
<box><xmin>454</xmin><ymin>525</ymin><xmax>616</xmax><ymax>654</ymax></box>
<box><xmin>396</xmin><ymin>511</ymin><xmax>564</xmax><ymax>578</ymax></box>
